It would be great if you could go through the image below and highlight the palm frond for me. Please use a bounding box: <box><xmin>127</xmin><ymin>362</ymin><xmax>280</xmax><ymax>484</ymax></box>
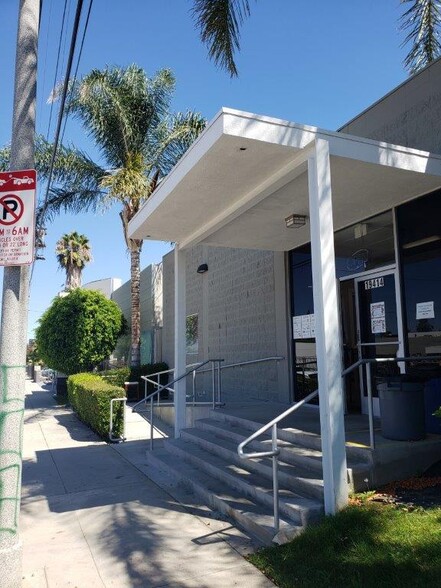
<box><xmin>35</xmin><ymin>139</ymin><xmax>106</xmax><ymax>224</ymax></box>
<box><xmin>400</xmin><ymin>0</ymin><xmax>441</xmax><ymax>74</ymax></box>
<box><xmin>191</xmin><ymin>0</ymin><xmax>251</xmax><ymax>77</ymax></box>
<box><xmin>152</xmin><ymin>111</ymin><xmax>207</xmax><ymax>177</ymax></box>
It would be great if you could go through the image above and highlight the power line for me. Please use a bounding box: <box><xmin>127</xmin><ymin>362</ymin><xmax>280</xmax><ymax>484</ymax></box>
<box><xmin>46</xmin><ymin>0</ymin><xmax>69</xmax><ymax>141</ymax></box>
<box><xmin>60</xmin><ymin>0</ymin><xmax>94</xmax><ymax>147</ymax></box>
<box><xmin>39</xmin><ymin>0</ymin><xmax>85</xmax><ymax>223</ymax></box>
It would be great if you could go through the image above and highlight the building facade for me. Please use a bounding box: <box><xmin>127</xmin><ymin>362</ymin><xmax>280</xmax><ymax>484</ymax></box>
<box><xmin>156</xmin><ymin>57</ymin><xmax>441</xmax><ymax>421</ymax></box>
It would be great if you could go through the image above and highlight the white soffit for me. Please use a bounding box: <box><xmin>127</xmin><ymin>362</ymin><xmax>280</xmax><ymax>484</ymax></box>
<box><xmin>128</xmin><ymin>108</ymin><xmax>441</xmax><ymax>251</ymax></box>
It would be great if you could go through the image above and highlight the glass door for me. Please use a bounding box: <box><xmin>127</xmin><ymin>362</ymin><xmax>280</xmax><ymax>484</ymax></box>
<box><xmin>355</xmin><ymin>270</ymin><xmax>404</xmax><ymax>415</ymax></box>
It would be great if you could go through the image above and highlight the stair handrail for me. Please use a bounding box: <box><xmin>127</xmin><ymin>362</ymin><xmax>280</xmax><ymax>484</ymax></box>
<box><xmin>342</xmin><ymin>354</ymin><xmax>441</xmax><ymax>450</ymax></box>
<box><xmin>194</xmin><ymin>355</ymin><xmax>284</xmax><ymax>374</ymax></box>
<box><xmin>132</xmin><ymin>358</ymin><xmax>224</xmax><ymax>449</ymax></box>
<box><xmin>237</xmin><ymin>388</ymin><xmax>319</xmax><ymax>533</ymax></box>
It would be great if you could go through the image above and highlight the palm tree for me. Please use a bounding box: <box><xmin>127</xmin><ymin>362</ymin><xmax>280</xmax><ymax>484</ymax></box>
<box><xmin>56</xmin><ymin>231</ymin><xmax>92</xmax><ymax>291</ymax></box>
<box><xmin>42</xmin><ymin>66</ymin><xmax>205</xmax><ymax>368</ymax></box>
<box><xmin>400</xmin><ymin>0</ymin><xmax>441</xmax><ymax>74</ymax></box>
<box><xmin>191</xmin><ymin>0</ymin><xmax>252</xmax><ymax>77</ymax></box>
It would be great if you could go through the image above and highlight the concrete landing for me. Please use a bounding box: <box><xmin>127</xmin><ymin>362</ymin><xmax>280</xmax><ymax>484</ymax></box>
<box><xmin>21</xmin><ymin>381</ymin><xmax>274</xmax><ymax>588</ymax></box>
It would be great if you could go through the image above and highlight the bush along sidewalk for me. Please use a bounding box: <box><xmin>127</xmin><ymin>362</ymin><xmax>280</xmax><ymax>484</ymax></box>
<box><xmin>99</xmin><ymin>363</ymin><xmax>170</xmax><ymax>401</ymax></box>
<box><xmin>67</xmin><ymin>373</ymin><xmax>126</xmax><ymax>440</ymax></box>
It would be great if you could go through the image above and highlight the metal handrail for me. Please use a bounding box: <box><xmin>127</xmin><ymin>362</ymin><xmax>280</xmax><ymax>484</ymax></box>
<box><xmin>140</xmin><ymin>361</ymin><xmax>221</xmax><ymax>399</ymax></box>
<box><xmin>342</xmin><ymin>354</ymin><xmax>441</xmax><ymax>450</ymax></box>
<box><xmin>237</xmin><ymin>352</ymin><xmax>441</xmax><ymax>535</ymax></box>
<box><xmin>196</xmin><ymin>355</ymin><xmax>285</xmax><ymax>374</ymax></box>
<box><xmin>237</xmin><ymin>388</ymin><xmax>318</xmax><ymax>533</ymax></box>
<box><xmin>132</xmin><ymin>359</ymin><xmax>224</xmax><ymax>449</ymax></box>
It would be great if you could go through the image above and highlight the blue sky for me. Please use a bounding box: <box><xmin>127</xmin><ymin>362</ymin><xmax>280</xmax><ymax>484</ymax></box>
<box><xmin>0</xmin><ymin>0</ymin><xmax>409</xmax><ymax>336</ymax></box>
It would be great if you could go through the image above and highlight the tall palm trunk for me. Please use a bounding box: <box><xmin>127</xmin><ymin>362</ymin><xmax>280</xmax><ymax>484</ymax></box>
<box><xmin>66</xmin><ymin>265</ymin><xmax>82</xmax><ymax>290</ymax></box>
<box><xmin>129</xmin><ymin>239</ymin><xmax>142</xmax><ymax>368</ymax></box>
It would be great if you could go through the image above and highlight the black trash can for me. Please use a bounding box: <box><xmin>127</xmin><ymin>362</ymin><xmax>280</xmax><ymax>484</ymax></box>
<box><xmin>378</xmin><ymin>375</ymin><xmax>426</xmax><ymax>441</ymax></box>
<box><xmin>124</xmin><ymin>381</ymin><xmax>140</xmax><ymax>402</ymax></box>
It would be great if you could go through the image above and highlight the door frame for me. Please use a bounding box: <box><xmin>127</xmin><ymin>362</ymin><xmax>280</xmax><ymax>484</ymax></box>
<box><xmin>339</xmin><ymin>265</ymin><xmax>405</xmax><ymax>416</ymax></box>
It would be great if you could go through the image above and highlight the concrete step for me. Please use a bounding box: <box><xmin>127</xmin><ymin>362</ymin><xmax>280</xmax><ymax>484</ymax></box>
<box><xmin>182</xmin><ymin>425</ymin><xmax>324</xmax><ymax>501</ymax></box>
<box><xmin>210</xmin><ymin>409</ymin><xmax>323</xmax><ymax>451</ymax></box>
<box><xmin>146</xmin><ymin>447</ymin><xmax>305</xmax><ymax>545</ymax></box>
<box><xmin>196</xmin><ymin>418</ymin><xmax>324</xmax><ymax>472</ymax></box>
<box><xmin>194</xmin><ymin>417</ymin><xmax>371</xmax><ymax>491</ymax></box>
<box><xmin>210</xmin><ymin>409</ymin><xmax>373</xmax><ymax>464</ymax></box>
<box><xmin>170</xmin><ymin>436</ymin><xmax>324</xmax><ymax>526</ymax></box>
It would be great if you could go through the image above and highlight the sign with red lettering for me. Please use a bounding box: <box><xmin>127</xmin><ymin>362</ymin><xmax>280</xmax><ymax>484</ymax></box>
<box><xmin>0</xmin><ymin>169</ymin><xmax>36</xmax><ymax>266</ymax></box>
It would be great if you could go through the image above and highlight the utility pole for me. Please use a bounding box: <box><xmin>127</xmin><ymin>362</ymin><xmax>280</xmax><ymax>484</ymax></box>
<box><xmin>0</xmin><ymin>1</ymin><xmax>38</xmax><ymax>586</ymax></box>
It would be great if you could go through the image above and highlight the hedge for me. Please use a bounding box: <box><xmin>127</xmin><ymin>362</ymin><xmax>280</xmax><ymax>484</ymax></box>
<box><xmin>99</xmin><ymin>367</ymin><xmax>131</xmax><ymax>388</ymax></box>
<box><xmin>68</xmin><ymin>373</ymin><xmax>126</xmax><ymax>439</ymax></box>
<box><xmin>130</xmin><ymin>362</ymin><xmax>170</xmax><ymax>394</ymax></box>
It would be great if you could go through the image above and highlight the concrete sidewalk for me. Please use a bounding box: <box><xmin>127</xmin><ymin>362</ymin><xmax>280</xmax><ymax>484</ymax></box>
<box><xmin>21</xmin><ymin>380</ymin><xmax>274</xmax><ymax>587</ymax></box>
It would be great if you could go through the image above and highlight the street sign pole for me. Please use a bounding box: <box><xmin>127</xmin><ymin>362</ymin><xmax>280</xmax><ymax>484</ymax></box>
<box><xmin>0</xmin><ymin>1</ymin><xmax>38</xmax><ymax>587</ymax></box>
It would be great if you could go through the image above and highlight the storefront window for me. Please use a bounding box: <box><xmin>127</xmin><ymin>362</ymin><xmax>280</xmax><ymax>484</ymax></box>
<box><xmin>334</xmin><ymin>211</ymin><xmax>395</xmax><ymax>278</ymax></box>
<box><xmin>290</xmin><ymin>246</ymin><xmax>317</xmax><ymax>401</ymax></box>
<box><xmin>397</xmin><ymin>190</ymin><xmax>441</xmax><ymax>361</ymax></box>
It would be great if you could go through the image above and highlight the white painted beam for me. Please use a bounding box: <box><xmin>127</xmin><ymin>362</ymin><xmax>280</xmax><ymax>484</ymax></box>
<box><xmin>308</xmin><ymin>139</ymin><xmax>348</xmax><ymax>514</ymax></box>
<box><xmin>174</xmin><ymin>245</ymin><xmax>187</xmax><ymax>437</ymax></box>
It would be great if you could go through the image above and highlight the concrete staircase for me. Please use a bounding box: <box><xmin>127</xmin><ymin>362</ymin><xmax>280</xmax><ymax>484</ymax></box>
<box><xmin>145</xmin><ymin>409</ymin><xmax>371</xmax><ymax>545</ymax></box>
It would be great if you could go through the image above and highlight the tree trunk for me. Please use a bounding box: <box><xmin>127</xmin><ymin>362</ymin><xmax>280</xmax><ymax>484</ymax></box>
<box><xmin>130</xmin><ymin>242</ymin><xmax>142</xmax><ymax>368</ymax></box>
<box><xmin>66</xmin><ymin>265</ymin><xmax>81</xmax><ymax>290</ymax></box>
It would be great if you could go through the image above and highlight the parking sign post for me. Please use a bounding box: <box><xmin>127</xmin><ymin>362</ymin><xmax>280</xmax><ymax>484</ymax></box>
<box><xmin>0</xmin><ymin>170</ymin><xmax>36</xmax><ymax>266</ymax></box>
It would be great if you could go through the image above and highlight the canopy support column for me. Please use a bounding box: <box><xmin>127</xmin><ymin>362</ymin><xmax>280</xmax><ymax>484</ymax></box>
<box><xmin>174</xmin><ymin>245</ymin><xmax>187</xmax><ymax>437</ymax></box>
<box><xmin>308</xmin><ymin>138</ymin><xmax>348</xmax><ymax>514</ymax></box>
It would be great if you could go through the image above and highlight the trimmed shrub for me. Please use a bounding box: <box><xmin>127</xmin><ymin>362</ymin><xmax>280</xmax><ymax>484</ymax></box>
<box><xmin>99</xmin><ymin>367</ymin><xmax>131</xmax><ymax>388</ymax></box>
<box><xmin>36</xmin><ymin>289</ymin><xmax>124</xmax><ymax>375</ymax></box>
<box><xmin>130</xmin><ymin>362</ymin><xmax>170</xmax><ymax>396</ymax></box>
<box><xmin>68</xmin><ymin>373</ymin><xmax>126</xmax><ymax>439</ymax></box>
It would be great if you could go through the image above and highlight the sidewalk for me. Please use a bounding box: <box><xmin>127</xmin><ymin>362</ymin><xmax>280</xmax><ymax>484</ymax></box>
<box><xmin>21</xmin><ymin>380</ymin><xmax>274</xmax><ymax>587</ymax></box>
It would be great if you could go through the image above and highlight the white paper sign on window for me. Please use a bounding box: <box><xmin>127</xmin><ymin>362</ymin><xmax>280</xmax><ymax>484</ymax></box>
<box><xmin>293</xmin><ymin>316</ymin><xmax>302</xmax><ymax>340</ymax></box>
<box><xmin>370</xmin><ymin>301</ymin><xmax>385</xmax><ymax>319</ymax></box>
<box><xmin>371</xmin><ymin>318</ymin><xmax>386</xmax><ymax>334</ymax></box>
<box><xmin>301</xmin><ymin>314</ymin><xmax>311</xmax><ymax>338</ymax></box>
<box><xmin>416</xmin><ymin>301</ymin><xmax>435</xmax><ymax>320</ymax></box>
<box><xmin>370</xmin><ymin>301</ymin><xmax>386</xmax><ymax>334</ymax></box>
<box><xmin>292</xmin><ymin>314</ymin><xmax>315</xmax><ymax>339</ymax></box>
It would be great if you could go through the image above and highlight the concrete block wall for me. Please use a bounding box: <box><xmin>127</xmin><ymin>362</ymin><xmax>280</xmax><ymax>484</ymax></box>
<box><xmin>162</xmin><ymin>245</ymin><xmax>291</xmax><ymax>404</ymax></box>
<box><xmin>112</xmin><ymin>265</ymin><xmax>162</xmax><ymax>331</ymax></box>
<box><xmin>339</xmin><ymin>57</ymin><xmax>441</xmax><ymax>154</ymax></box>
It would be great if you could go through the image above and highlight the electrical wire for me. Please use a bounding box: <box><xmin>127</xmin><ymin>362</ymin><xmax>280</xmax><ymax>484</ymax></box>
<box><xmin>59</xmin><ymin>0</ymin><xmax>94</xmax><ymax>148</ymax></box>
<box><xmin>39</xmin><ymin>0</ymin><xmax>85</xmax><ymax>224</ymax></box>
<box><xmin>46</xmin><ymin>0</ymin><xmax>69</xmax><ymax>141</ymax></box>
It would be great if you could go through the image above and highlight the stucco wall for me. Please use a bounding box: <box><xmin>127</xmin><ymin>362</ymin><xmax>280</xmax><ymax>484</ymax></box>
<box><xmin>162</xmin><ymin>245</ymin><xmax>291</xmax><ymax>404</ymax></box>
<box><xmin>339</xmin><ymin>57</ymin><xmax>441</xmax><ymax>154</ymax></box>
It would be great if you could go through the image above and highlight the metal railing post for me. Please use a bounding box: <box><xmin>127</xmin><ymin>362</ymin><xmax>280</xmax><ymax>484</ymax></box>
<box><xmin>212</xmin><ymin>361</ymin><xmax>216</xmax><ymax>409</ymax></box>
<box><xmin>272</xmin><ymin>424</ymin><xmax>279</xmax><ymax>532</ymax></box>
<box><xmin>217</xmin><ymin>360</ymin><xmax>222</xmax><ymax>405</ymax></box>
<box><xmin>150</xmin><ymin>395</ymin><xmax>154</xmax><ymax>451</ymax></box>
<box><xmin>365</xmin><ymin>363</ymin><xmax>375</xmax><ymax>449</ymax></box>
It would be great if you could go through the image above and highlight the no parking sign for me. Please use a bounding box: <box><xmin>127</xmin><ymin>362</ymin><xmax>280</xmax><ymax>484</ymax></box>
<box><xmin>0</xmin><ymin>169</ymin><xmax>36</xmax><ymax>266</ymax></box>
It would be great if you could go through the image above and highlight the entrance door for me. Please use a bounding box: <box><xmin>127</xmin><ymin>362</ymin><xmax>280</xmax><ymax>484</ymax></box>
<box><xmin>355</xmin><ymin>270</ymin><xmax>403</xmax><ymax>415</ymax></box>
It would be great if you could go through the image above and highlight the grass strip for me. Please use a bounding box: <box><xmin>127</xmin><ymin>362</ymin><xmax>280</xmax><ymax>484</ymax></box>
<box><xmin>249</xmin><ymin>503</ymin><xmax>441</xmax><ymax>588</ymax></box>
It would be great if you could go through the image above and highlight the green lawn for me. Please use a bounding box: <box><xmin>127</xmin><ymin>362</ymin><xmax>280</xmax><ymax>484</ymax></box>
<box><xmin>249</xmin><ymin>502</ymin><xmax>441</xmax><ymax>588</ymax></box>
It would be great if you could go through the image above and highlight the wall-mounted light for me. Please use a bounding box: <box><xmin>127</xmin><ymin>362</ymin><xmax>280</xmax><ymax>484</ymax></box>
<box><xmin>285</xmin><ymin>214</ymin><xmax>307</xmax><ymax>229</ymax></box>
<box><xmin>197</xmin><ymin>263</ymin><xmax>208</xmax><ymax>274</ymax></box>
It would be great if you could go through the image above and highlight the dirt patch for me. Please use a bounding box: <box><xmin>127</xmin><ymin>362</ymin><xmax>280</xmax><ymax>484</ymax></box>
<box><xmin>368</xmin><ymin>460</ymin><xmax>441</xmax><ymax>509</ymax></box>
